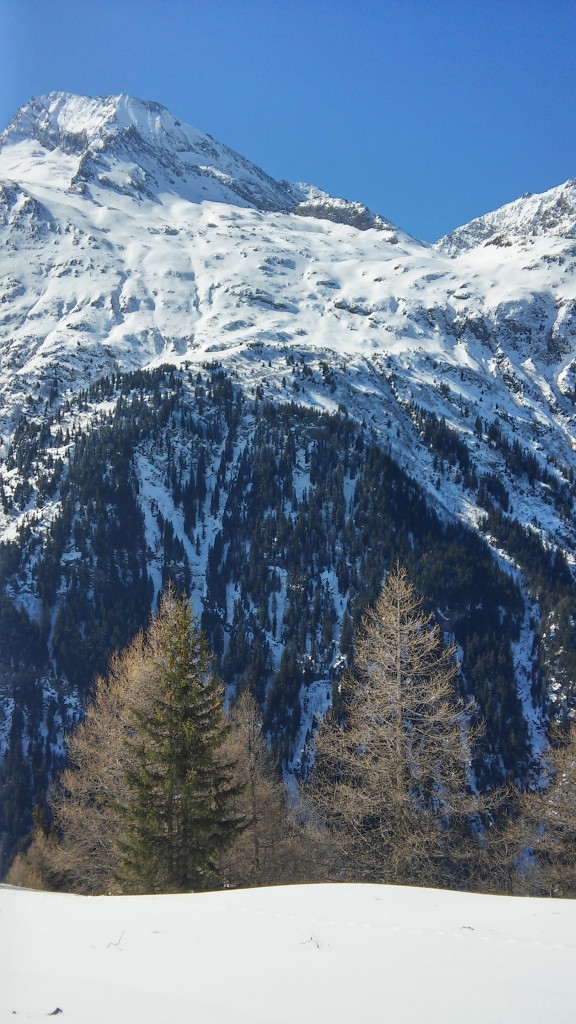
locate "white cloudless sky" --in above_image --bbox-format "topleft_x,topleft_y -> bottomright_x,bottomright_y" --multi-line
1,0 -> 575,240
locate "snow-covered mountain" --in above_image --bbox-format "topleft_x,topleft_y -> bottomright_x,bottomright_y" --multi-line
0,92 -> 415,436
436,178 -> 576,252
1,92 -> 576,872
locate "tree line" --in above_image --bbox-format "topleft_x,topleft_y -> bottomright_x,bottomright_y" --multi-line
4,365 -> 550,876
9,569 -> 576,898
3,363 -> 576,884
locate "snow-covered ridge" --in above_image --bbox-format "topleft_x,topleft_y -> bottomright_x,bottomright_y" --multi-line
289,181 -> 418,241
0,92 -> 575,563
0,92 -> 424,237
1,93 -> 169,150
1,91 -> 256,172
0,92 -> 301,209
436,178 -> 576,255
2,92 -> 411,227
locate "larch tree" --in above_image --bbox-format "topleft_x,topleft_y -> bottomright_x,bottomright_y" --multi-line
518,720 -> 576,897
7,631 -> 155,895
305,564 -> 483,889
218,690 -> 313,887
118,587 -> 244,894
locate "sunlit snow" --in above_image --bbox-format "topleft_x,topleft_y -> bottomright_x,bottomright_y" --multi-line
1,882 -> 574,1024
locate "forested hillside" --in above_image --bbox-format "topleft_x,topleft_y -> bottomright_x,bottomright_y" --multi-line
2,93 -> 576,880
2,363 -> 576,874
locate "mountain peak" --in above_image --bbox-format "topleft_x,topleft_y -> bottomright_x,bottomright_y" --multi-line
436,178 -> 576,254
0,92 -> 409,234
2,92 -> 200,153
0,91 -> 300,209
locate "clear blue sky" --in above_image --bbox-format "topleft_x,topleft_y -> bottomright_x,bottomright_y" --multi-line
1,0 -> 575,241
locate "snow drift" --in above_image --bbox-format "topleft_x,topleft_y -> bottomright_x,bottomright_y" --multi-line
1,882 -> 574,1024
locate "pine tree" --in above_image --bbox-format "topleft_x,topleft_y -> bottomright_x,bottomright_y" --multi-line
118,588 -> 244,893
305,564 -> 482,889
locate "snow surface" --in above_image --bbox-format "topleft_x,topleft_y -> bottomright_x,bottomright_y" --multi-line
1,882 -> 574,1024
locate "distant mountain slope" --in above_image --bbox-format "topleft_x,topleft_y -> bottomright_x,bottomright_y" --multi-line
435,178 -> 576,253
0,91 -> 299,208
1,93 -> 576,874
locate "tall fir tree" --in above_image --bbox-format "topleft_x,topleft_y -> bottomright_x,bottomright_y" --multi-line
119,587 -> 244,893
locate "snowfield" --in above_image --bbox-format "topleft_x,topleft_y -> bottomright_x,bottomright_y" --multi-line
1,882 -> 574,1023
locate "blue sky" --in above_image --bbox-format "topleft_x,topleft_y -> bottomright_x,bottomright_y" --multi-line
1,0 -> 575,241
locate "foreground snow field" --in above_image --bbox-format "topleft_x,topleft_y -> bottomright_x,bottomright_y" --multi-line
1,882 -> 574,1023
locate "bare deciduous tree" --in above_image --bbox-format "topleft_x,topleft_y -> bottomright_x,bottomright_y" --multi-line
517,721 -> 576,897
6,636 -> 151,893
217,691 -> 299,886
50,634 -> 154,893
305,564 -> 483,888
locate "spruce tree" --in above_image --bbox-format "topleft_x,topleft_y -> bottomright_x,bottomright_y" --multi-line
119,587 -> 243,893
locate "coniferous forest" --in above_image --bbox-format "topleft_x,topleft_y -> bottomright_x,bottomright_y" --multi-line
2,364 -> 576,885
8,571 -> 576,898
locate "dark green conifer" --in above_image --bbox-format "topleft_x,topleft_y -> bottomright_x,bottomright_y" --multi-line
119,587 -> 243,893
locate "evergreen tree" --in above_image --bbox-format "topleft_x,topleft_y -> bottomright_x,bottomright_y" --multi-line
119,588 -> 244,893
10,591 -> 245,894
305,564 -> 482,889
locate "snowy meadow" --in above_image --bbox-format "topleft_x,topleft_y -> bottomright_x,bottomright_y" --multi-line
1,882 -> 574,1024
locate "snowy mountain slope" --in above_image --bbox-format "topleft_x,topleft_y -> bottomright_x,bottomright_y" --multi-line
0,94 -> 422,435
2,882 -> 575,1024
0,97 -> 575,551
1,93 -> 576,872
0,92 -> 301,209
436,177 -> 576,253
